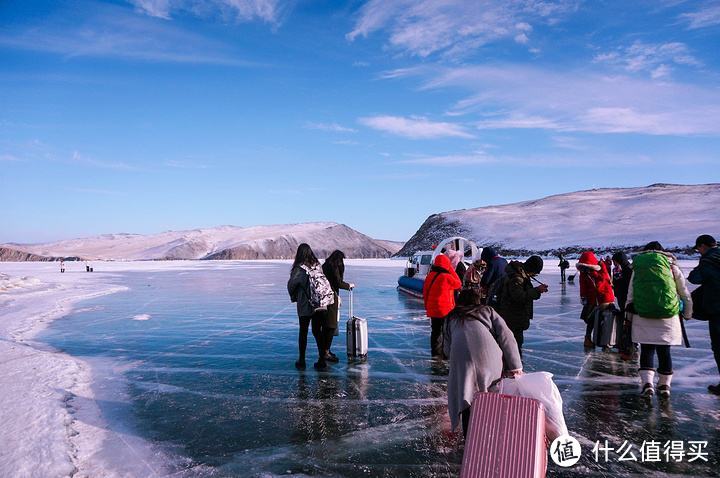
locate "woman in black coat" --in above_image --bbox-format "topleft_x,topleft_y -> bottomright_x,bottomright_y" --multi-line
288,243 -> 328,370
322,250 -> 355,362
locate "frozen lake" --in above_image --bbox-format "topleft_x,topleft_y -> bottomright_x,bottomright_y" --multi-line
34,260 -> 720,477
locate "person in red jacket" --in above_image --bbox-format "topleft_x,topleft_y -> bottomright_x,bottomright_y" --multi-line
577,251 -> 616,348
423,254 -> 462,358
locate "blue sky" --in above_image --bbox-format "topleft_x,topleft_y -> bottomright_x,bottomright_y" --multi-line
1,0 -> 719,243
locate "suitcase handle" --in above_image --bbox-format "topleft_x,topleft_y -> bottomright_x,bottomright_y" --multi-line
349,288 -> 353,319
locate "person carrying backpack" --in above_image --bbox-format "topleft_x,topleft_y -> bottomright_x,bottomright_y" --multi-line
495,256 -> 548,357
479,247 -> 508,306
322,250 -> 355,363
627,242 -> 692,398
423,254 -> 462,358
687,234 -> 720,395
577,251 -> 616,348
558,254 -> 570,283
288,243 -> 333,371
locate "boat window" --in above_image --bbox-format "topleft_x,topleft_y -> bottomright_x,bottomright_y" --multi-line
420,255 -> 431,265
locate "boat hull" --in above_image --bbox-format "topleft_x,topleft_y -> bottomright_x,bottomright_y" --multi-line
397,275 -> 424,298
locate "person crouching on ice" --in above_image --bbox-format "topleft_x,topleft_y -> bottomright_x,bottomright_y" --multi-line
576,250 -> 615,348
444,288 -> 523,437
423,254 -> 462,359
627,241 -> 692,398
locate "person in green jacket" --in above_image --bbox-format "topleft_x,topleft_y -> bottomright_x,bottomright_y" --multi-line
627,241 -> 692,398
494,255 -> 548,357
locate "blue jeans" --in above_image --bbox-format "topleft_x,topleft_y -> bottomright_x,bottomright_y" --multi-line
640,344 -> 672,374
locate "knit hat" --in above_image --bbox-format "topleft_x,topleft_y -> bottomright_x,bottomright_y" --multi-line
480,247 -> 497,263
524,255 -> 544,275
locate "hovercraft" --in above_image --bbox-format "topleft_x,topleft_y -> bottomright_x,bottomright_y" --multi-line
397,236 -> 480,298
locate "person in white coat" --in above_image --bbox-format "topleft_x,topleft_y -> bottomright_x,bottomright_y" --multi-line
627,241 -> 692,398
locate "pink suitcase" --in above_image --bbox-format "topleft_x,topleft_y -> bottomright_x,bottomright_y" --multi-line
461,392 -> 547,478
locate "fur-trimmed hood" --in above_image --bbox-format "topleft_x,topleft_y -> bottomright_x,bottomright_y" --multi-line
577,251 -> 601,271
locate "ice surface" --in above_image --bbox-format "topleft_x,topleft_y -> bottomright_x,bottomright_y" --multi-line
2,260 -> 719,477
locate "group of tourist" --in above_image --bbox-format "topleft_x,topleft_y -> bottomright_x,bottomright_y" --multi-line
424,234 -> 720,434
286,235 -> 720,436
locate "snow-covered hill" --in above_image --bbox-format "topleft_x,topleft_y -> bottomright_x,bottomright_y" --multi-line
397,183 -> 720,256
5,223 -> 402,261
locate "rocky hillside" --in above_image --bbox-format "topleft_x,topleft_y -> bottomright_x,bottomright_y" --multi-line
397,183 -> 720,257
5,223 -> 402,261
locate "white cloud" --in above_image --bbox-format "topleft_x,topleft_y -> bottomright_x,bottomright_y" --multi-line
404,64 -> 720,136
0,2 -> 262,65
593,41 -> 701,78
305,122 -> 357,133
72,151 -> 137,170
164,159 -> 209,169
680,4 -> 720,29
400,151 -> 496,165
358,115 -> 473,139
0,153 -> 21,162
130,0 -> 282,23
347,0 -> 577,57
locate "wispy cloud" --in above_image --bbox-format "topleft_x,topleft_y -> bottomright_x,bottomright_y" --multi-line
129,0 -> 284,24
399,64 -> 720,136
680,4 -> 720,29
0,2 -> 260,66
71,187 -> 124,196
347,0 -> 577,57
72,151 -> 137,171
304,122 -> 357,133
0,153 -> 21,162
164,159 -> 209,169
400,151 -> 497,165
359,115 -> 473,139
593,41 -> 701,78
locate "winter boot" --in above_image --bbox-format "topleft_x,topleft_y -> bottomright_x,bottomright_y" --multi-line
584,336 -> 595,348
657,373 -> 673,398
708,383 -> 720,396
639,369 -> 655,396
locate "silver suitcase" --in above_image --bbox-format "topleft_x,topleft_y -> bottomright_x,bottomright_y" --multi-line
346,290 -> 368,361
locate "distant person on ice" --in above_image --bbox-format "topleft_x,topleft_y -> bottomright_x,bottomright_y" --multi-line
495,255 -> 548,357
612,251 -> 635,361
288,243 -> 331,371
576,251 -> 615,348
322,250 -> 355,364
626,241 -> 692,398
558,254 -> 570,283
479,247 -> 508,306
443,288 -> 523,437
60,259 -> 65,273
687,235 -> 720,396
423,254 -> 462,358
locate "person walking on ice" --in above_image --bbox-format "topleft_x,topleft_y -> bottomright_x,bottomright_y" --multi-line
626,241 -> 692,398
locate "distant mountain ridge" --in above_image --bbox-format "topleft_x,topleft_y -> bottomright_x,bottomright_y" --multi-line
3,223 -> 404,261
397,183 -> 720,257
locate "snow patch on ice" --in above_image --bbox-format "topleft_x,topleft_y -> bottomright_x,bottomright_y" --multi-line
132,314 -> 151,321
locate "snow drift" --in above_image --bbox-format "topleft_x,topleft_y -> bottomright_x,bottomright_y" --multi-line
397,183 -> 720,256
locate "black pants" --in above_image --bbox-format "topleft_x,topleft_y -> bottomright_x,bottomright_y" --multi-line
431,317 -> 446,358
511,328 -> 524,358
324,326 -> 337,353
581,303 -> 594,339
461,407 -> 471,437
640,344 -> 672,374
299,311 -> 327,363
709,319 -> 720,375
560,269 -> 566,282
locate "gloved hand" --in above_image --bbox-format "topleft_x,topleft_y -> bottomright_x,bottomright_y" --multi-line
581,298 -> 588,306
348,283 -> 355,290
626,302 -> 636,314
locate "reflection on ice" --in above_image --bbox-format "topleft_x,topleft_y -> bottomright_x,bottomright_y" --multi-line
40,262 -> 719,477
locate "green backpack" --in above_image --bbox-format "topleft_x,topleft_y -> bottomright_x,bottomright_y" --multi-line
632,252 -> 679,318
